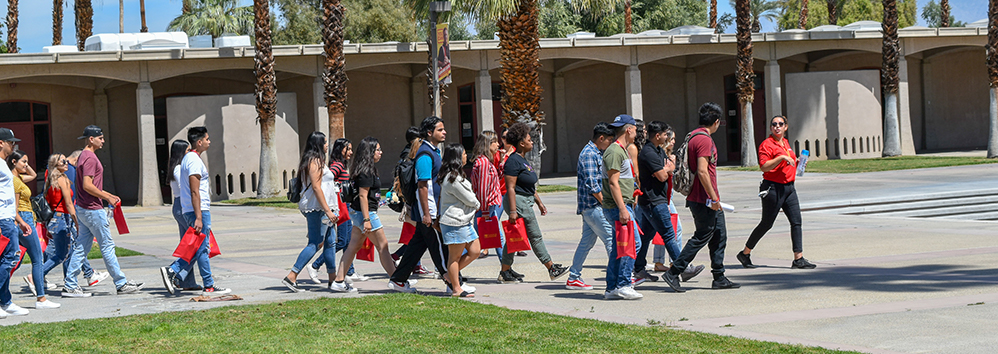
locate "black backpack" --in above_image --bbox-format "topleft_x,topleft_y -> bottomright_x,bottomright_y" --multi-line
394,156 -> 417,208
32,173 -> 57,224
287,173 -> 310,203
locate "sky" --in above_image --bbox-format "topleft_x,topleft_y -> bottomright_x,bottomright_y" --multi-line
0,0 -> 989,53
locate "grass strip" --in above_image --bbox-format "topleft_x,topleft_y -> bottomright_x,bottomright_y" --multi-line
24,245 -> 141,264
218,196 -> 297,209
0,293 -> 855,353
537,184 -> 577,193
720,156 -> 998,174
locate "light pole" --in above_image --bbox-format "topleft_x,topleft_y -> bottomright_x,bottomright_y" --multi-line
429,1 -> 451,118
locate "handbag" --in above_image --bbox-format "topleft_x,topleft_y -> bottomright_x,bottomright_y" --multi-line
336,196 -> 350,226
31,177 -> 57,224
615,221 -> 637,259
651,214 -> 681,246
501,218 -> 531,253
287,174 -> 311,203
356,237 -> 375,262
476,216 -> 502,250
398,222 -> 415,244
0,235 -> 27,275
173,227 -> 207,262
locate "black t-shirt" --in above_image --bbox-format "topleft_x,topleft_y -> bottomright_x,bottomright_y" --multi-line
504,153 -> 537,196
637,143 -> 669,206
352,172 -> 381,211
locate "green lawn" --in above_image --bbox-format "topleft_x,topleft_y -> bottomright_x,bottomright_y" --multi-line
23,245 -> 141,264
0,293 -> 854,353
537,184 -> 577,193
720,156 -> 998,174
218,196 -> 297,209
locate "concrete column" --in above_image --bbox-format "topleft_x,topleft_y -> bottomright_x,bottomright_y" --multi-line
685,69 -> 697,132
411,75 -> 425,126
764,60 -> 782,119
135,82 -> 161,206
897,55 -> 916,155
92,90 -> 116,194
921,60 -> 932,149
476,69 -> 494,133
554,73 -> 571,173
624,64 -> 643,120
313,76 -> 329,137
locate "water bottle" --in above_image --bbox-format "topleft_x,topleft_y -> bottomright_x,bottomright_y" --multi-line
796,150 -> 809,177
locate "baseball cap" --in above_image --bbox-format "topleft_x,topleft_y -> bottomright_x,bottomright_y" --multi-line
0,128 -> 21,142
78,125 -> 104,139
608,114 -> 637,128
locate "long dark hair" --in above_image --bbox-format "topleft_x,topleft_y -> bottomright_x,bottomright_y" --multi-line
6,150 -> 25,170
329,138 -> 351,165
297,132 -> 327,185
167,140 -> 190,183
438,143 -> 466,184
350,136 -> 379,180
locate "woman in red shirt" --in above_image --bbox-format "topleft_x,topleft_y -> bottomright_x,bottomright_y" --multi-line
471,131 -> 503,258
737,115 -> 816,270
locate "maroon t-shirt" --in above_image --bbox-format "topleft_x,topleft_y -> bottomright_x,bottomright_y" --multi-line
75,149 -> 104,210
686,127 -> 719,204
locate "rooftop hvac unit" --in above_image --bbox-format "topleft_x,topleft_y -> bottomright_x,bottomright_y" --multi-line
214,35 -> 251,48
84,32 -> 189,51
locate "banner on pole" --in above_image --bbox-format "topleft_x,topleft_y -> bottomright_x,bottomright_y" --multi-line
436,23 -> 452,85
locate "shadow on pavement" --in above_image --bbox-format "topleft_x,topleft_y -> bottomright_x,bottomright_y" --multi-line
728,264 -> 998,293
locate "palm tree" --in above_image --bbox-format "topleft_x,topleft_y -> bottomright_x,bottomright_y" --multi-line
254,0 -> 281,197
881,0 -> 901,156
53,0 -> 63,45
729,0 -> 777,33
76,0 -> 93,52
987,0 -> 997,158
6,0 -> 18,53
168,0 -> 254,38
798,0 -> 808,29
119,0 -> 124,33
140,0 -> 148,32
735,0 -> 757,166
710,0 -> 718,29
322,0 -> 347,139
940,0 -> 950,27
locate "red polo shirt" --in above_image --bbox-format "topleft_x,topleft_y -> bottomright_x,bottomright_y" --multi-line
758,136 -> 797,184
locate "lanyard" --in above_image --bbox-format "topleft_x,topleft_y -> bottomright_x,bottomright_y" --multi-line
615,141 -> 643,197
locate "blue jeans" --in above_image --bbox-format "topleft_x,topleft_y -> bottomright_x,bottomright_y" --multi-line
293,211 -> 337,275
474,204 -> 504,256
17,211 -> 45,297
603,205 -> 640,292
635,203 -> 682,271
653,200 -> 683,264
170,211 -> 214,288
0,218 -> 20,306
311,206 -> 354,276
568,206 -> 613,281
65,208 -> 127,289
171,199 -> 199,288
42,213 -> 94,279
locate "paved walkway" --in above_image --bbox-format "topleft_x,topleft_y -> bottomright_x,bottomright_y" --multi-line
5,164 -> 998,353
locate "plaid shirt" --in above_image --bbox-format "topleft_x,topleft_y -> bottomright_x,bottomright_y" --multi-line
577,141 -> 605,214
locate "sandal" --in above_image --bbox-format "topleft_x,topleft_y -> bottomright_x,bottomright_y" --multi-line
452,291 -> 474,298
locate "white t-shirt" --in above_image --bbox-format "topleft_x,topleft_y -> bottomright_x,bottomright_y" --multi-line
179,151 -> 211,213
170,165 -> 181,200
0,161 -> 15,220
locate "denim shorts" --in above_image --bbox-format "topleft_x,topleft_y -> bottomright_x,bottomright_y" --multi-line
349,208 -> 383,231
439,223 -> 479,245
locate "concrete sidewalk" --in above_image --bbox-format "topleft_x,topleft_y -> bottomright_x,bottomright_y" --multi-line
4,164 -> 998,353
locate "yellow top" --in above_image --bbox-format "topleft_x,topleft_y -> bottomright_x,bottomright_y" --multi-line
13,176 -> 33,213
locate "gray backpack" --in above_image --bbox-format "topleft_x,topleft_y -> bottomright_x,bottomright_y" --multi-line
673,131 -> 709,196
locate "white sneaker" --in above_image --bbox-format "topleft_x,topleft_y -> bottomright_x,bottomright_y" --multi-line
328,281 -> 357,293
87,271 -> 110,287
2,303 -> 29,316
306,266 -> 321,284
23,276 -> 36,297
346,273 -> 370,282
61,287 -> 92,298
616,286 -> 643,300
388,280 -> 416,293
604,289 -> 623,300
201,287 -> 232,296
46,283 -> 57,291
0,309 -> 6,318
461,283 -> 476,293
35,300 -> 61,309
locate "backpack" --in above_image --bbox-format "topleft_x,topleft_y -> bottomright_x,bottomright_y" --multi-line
339,179 -> 357,205
673,131 -> 709,196
394,156 -> 417,208
287,172 -> 310,203
32,172 -> 57,224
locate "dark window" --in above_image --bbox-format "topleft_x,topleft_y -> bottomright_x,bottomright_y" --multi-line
459,85 -> 474,102
32,103 -> 48,122
0,102 -> 31,122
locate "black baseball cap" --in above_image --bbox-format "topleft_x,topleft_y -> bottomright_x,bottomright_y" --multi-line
0,128 -> 21,142
78,125 -> 104,139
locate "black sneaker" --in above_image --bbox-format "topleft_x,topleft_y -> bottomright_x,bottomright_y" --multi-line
661,270 -> 685,293
497,270 -> 521,284
548,264 -> 568,280
711,276 -> 741,289
791,257 -> 817,269
160,267 -> 177,295
508,268 -> 525,280
515,251 -> 528,257
736,251 -> 757,268
282,277 -> 306,292
634,269 -> 659,282
680,264 -> 705,282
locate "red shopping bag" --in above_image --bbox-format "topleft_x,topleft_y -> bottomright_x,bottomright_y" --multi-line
112,201 -> 130,235
501,218 -> 531,253
476,216 -> 502,250
336,197 -> 351,226
35,223 -> 48,250
356,237 -> 375,262
173,227 -> 206,262
207,231 -> 221,258
398,222 -> 416,244
615,221 -> 637,259
670,213 -> 679,241
652,233 -> 665,246
0,235 -> 26,275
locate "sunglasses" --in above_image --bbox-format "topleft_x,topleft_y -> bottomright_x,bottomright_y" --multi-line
61,159 -> 69,165
771,122 -> 786,127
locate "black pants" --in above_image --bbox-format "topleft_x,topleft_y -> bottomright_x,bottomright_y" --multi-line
746,180 -> 803,253
669,201 -> 727,279
390,221 -> 448,283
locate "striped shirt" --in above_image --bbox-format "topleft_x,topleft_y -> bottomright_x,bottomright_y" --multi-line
577,141 -> 604,214
472,155 -> 502,211
329,161 -> 350,182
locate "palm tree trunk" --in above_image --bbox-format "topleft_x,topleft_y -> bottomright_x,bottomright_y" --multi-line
119,0 -> 124,33
6,0 -> 18,53
76,0 -> 93,52
709,0 -> 718,29
827,0 -> 838,25
498,0 -> 546,173
53,0 -> 62,45
881,0 -> 902,157
798,0 -> 809,29
322,0 -> 348,140
625,0 -> 632,33
254,0 -> 281,197
140,0 -> 148,32
940,0 -> 950,27
183,0 -> 192,14
987,0 -> 998,158
736,0 -> 757,166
